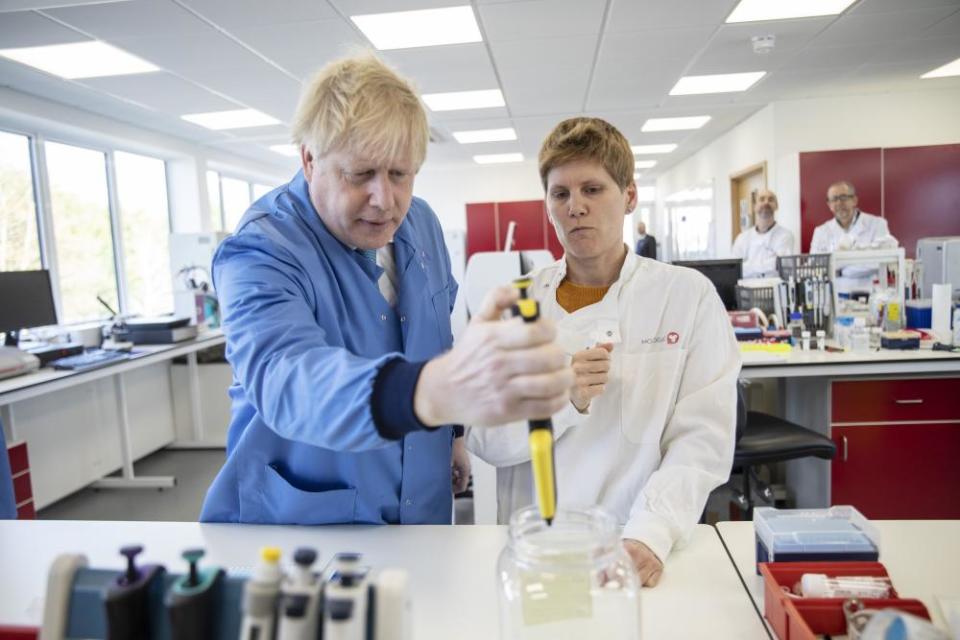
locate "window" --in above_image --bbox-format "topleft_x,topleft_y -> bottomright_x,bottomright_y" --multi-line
206,170 -> 223,232
666,184 -> 714,261
252,183 -> 272,200
45,141 -> 118,323
0,130 -> 41,271
115,151 -> 173,316
221,176 -> 251,231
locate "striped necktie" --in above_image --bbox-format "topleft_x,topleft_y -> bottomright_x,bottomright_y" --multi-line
357,248 -> 377,264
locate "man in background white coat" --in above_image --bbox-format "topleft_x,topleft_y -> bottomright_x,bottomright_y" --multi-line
810,181 -> 897,253
732,188 -> 794,277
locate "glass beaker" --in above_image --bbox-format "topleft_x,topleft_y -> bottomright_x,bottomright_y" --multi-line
497,506 -> 640,640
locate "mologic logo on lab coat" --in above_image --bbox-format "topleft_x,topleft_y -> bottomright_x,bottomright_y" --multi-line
640,331 -> 680,345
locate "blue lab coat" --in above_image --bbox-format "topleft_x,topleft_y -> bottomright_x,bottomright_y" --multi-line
200,171 -> 458,525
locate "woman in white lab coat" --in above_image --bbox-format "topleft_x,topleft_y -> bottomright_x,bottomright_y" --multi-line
467,117 -> 741,587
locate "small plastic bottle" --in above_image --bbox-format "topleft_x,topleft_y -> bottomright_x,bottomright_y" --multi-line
800,573 -> 891,599
801,330 -> 811,351
851,318 -> 870,352
953,306 -> 960,347
816,330 -> 826,351
869,327 -> 883,350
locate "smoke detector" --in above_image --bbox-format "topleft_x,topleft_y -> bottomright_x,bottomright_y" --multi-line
751,35 -> 776,55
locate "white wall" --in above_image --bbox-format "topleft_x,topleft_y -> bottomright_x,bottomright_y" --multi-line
414,159 -> 545,232
656,88 -> 960,258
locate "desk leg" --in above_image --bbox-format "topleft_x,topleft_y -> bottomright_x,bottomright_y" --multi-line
92,373 -> 176,490
0,404 -> 15,441
167,352 -> 222,449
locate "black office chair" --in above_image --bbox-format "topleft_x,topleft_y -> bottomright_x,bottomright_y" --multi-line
731,385 -> 837,519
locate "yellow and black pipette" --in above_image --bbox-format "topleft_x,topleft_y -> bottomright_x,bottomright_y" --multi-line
511,277 -> 557,526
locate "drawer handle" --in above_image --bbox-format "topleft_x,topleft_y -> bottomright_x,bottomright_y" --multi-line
894,399 -> 924,405
842,435 -> 848,462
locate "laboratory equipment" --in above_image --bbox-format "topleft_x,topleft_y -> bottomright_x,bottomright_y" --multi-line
916,236 -> 960,299
0,347 -> 39,380
799,573 -> 891,599
238,546 -> 282,640
759,561 -> 930,640
831,249 -> 906,332
800,331 -> 811,351
850,318 -> 870,352
754,506 -> 879,568
880,331 -> 921,350
0,269 -> 58,346
905,299 -> 932,329
276,547 -> 323,640
169,232 -> 229,327
48,348 -> 131,371
34,546 -> 411,639
672,258 -> 742,310
512,277 -> 556,526
165,548 -> 225,640
497,506 -> 640,640
816,330 -> 826,351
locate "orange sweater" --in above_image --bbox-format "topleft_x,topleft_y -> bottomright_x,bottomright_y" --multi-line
556,279 -> 611,313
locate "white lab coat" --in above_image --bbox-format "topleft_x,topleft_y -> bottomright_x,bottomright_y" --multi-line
467,251 -> 740,563
809,211 -> 898,254
732,223 -> 795,278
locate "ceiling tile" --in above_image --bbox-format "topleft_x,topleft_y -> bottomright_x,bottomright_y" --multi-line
850,0 -> 960,14
327,0 -> 463,16
79,71 -> 239,113
45,0 -> 211,39
606,0 -> 736,31
0,0 -> 135,11
812,6 -> 956,47
922,7 -> 960,37
382,43 -> 498,94
478,0 -> 605,41
869,35 -> 960,65
489,35 -> 597,115
586,64 -> 680,111
598,26 -> 716,65
232,19 -> 368,81
179,0 -> 338,29
0,10 -> 88,47
780,42 -> 881,71
686,17 -> 834,74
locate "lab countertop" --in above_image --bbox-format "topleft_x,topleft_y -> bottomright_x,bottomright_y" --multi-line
716,520 -> 960,632
0,521 -> 769,639
740,346 -> 960,378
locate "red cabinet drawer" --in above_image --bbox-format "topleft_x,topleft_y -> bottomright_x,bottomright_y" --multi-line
7,441 -> 28,475
831,423 -> 960,519
832,378 -> 960,423
12,472 -> 32,504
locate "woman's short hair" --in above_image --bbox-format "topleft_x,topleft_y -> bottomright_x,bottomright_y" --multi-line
538,117 -> 634,190
292,53 -> 428,168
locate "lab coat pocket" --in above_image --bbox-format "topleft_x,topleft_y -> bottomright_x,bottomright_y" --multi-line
620,349 -> 685,444
431,288 -> 454,347
260,463 -> 358,525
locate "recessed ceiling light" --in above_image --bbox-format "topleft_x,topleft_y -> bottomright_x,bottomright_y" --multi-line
422,89 -> 505,112
670,71 -> 766,95
453,128 -> 517,144
473,153 -> 523,164
181,109 -> 280,130
726,0 -> 856,23
351,6 -> 481,50
921,56 -> 960,79
642,116 -> 711,132
269,144 -> 299,157
631,144 -> 677,155
0,41 -> 159,79
635,160 -> 658,169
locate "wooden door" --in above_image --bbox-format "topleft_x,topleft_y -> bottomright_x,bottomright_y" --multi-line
730,162 -> 767,242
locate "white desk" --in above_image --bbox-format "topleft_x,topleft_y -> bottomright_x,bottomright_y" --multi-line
0,332 -> 225,492
740,347 -> 960,379
0,521 -> 769,639
717,520 -> 960,633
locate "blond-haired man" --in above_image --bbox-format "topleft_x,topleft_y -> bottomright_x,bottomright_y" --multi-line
468,118 -> 740,586
202,55 -> 572,525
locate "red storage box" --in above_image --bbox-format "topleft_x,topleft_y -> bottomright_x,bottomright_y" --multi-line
759,561 -> 930,640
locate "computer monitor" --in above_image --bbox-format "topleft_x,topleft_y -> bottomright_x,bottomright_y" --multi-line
0,270 -> 58,346
672,259 -> 743,311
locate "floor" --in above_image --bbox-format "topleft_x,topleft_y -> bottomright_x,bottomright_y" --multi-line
38,448 -> 225,521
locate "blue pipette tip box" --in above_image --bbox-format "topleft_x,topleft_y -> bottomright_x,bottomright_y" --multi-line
753,506 -> 879,573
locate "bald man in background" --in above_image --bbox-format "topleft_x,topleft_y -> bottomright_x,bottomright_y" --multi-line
731,188 -> 794,278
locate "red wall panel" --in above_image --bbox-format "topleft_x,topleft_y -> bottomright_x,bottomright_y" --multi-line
883,144 -> 960,259
799,148 -> 882,253
465,202 -> 498,259
498,200 -> 547,251
545,215 -> 564,260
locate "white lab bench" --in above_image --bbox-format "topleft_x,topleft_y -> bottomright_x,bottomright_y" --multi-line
0,332 -> 227,508
0,521 -> 770,639
716,520 -> 960,634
